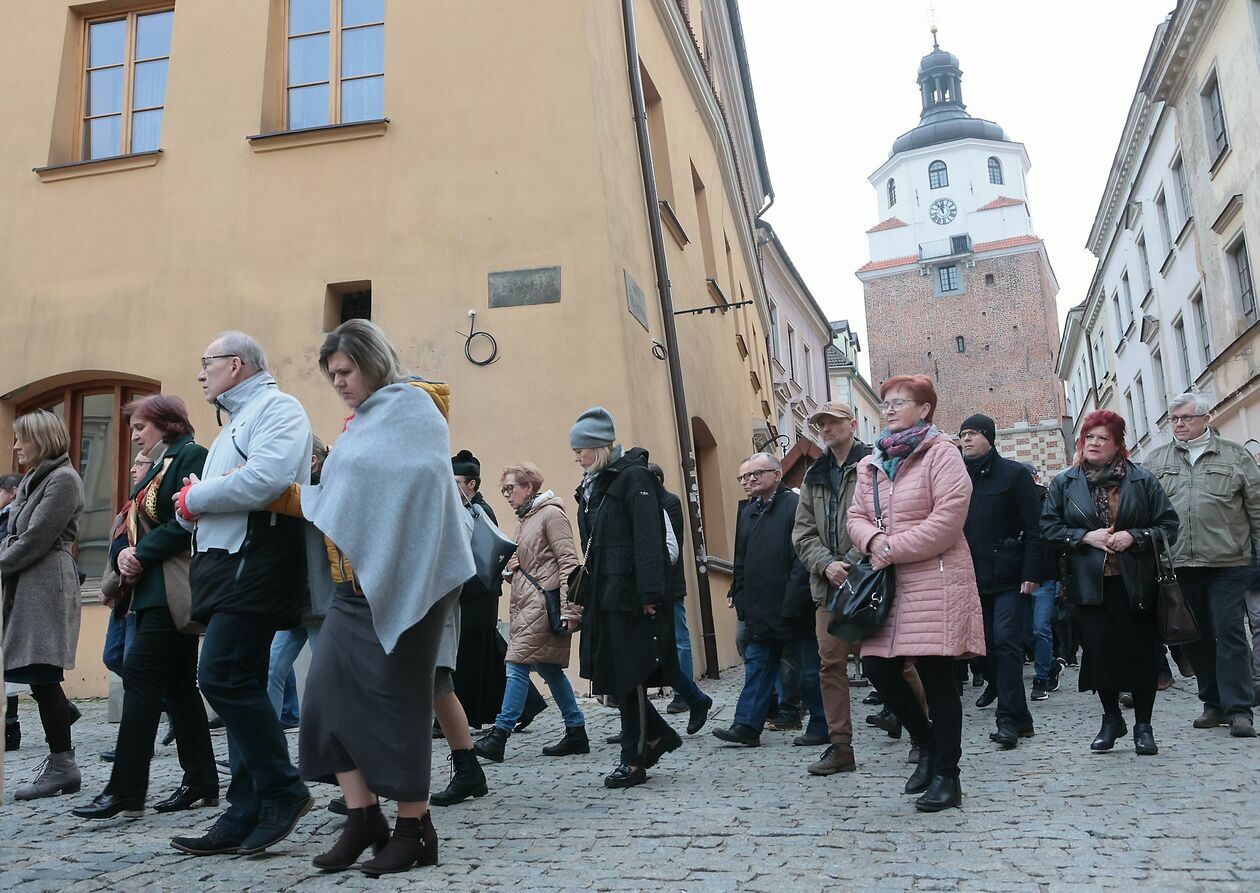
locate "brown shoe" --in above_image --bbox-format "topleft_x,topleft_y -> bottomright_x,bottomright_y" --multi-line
361,813 -> 438,877
807,743 -> 855,776
312,803 -> 390,871
1193,707 -> 1226,729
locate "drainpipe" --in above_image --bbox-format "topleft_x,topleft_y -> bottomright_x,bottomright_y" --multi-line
621,0 -> 720,679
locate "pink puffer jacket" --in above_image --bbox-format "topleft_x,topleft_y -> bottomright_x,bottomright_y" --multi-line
847,431 -> 985,659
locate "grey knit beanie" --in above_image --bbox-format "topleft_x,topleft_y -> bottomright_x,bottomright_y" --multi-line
570,406 -> 617,449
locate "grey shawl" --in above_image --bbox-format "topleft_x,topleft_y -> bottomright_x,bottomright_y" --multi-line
299,380 -> 475,654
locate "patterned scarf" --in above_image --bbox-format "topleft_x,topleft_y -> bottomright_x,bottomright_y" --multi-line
1083,457 -> 1126,576
876,421 -> 932,480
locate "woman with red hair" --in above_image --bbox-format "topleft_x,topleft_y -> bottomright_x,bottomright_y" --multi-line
1041,410 -> 1178,755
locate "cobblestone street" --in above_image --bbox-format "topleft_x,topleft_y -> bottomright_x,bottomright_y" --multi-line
2,664 -> 1256,892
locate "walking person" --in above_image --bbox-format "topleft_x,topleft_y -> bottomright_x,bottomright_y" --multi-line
713,453 -> 827,749
571,407 -> 680,789
3,410 -> 85,800
792,402 -> 871,775
169,332 -> 314,856
475,462 -> 587,763
2,472 -> 27,755
1022,463 -> 1064,701
74,396 -> 218,819
1144,394 -> 1260,738
848,376 -> 985,812
957,413 -> 1043,749
1041,410 -> 1179,755
272,319 -> 473,875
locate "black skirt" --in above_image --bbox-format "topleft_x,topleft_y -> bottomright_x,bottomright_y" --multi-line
453,627 -> 507,728
4,663 -> 65,686
299,584 -> 454,803
1077,575 -> 1158,693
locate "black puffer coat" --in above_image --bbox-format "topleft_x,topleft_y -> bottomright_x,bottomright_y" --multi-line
576,448 -> 676,695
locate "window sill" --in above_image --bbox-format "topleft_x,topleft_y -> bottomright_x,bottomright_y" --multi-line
706,278 -> 729,306
247,118 -> 389,153
34,149 -> 162,182
659,199 -> 690,248
1174,216 -> 1194,248
1140,287 -> 1155,310
1208,144 -> 1231,179
1159,248 -> 1176,277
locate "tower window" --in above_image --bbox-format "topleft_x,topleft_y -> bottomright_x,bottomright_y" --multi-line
929,160 -> 948,189
937,265 -> 960,294
987,156 -> 1003,185
956,335 -> 965,353
887,178 -> 897,207
985,273 -> 996,285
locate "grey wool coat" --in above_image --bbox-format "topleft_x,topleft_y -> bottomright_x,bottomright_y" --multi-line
1,454 -> 85,673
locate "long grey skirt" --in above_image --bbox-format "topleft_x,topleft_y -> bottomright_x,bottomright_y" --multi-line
299,583 -> 455,802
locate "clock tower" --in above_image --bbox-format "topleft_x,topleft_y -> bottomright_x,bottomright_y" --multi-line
857,30 -> 1068,472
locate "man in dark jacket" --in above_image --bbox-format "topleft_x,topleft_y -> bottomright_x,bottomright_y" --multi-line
713,453 -> 825,747
649,463 -> 713,734
1022,463 -> 1063,701
959,414 -> 1043,749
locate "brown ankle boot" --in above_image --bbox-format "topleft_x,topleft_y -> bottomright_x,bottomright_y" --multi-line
360,813 -> 438,876
312,803 -> 390,871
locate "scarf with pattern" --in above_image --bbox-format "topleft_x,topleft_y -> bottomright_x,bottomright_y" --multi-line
876,421 -> 932,480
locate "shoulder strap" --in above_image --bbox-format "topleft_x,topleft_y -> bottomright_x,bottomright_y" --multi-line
517,565 -> 549,594
871,466 -> 886,530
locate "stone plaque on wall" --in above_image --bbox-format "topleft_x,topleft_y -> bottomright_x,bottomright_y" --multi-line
488,266 -> 561,308
625,270 -> 648,331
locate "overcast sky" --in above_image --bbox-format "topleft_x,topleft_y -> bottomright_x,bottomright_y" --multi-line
740,0 -> 1173,363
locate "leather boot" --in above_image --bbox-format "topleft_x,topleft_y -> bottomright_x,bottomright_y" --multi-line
914,773 -> 962,812
904,742 -> 934,794
15,750 -> 81,800
312,803 -> 391,871
472,727 -> 509,763
429,749 -> 488,806
867,708 -> 902,739
1090,714 -> 1127,752
542,725 -> 590,757
1133,723 -> 1158,755
5,695 -> 18,752
361,813 -> 438,877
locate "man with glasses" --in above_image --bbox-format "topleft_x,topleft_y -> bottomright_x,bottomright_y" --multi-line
170,331 -> 316,855
713,454 -> 825,747
1146,393 -> 1260,738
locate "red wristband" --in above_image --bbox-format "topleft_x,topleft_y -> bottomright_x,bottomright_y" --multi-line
177,483 -> 196,520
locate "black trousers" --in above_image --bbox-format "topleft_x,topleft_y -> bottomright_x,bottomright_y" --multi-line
619,685 -> 671,766
106,606 -> 217,798
198,612 -> 306,831
863,654 -> 963,776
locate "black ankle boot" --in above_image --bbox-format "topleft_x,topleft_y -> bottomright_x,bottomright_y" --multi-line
915,773 -> 962,812
542,725 -> 590,757
361,813 -> 438,877
312,803 -> 391,871
904,743 -> 934,794
1090,714 -> 1128,752
868,708 -> 902,739
473,727 -> 509,763
1133,723 -> 1158,755
430,749 -> 488,806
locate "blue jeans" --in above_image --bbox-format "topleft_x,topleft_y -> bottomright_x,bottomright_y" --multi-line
982,588 -> 1033,727
103,612 -> 138,676
669,600 -> 708,706
1029,582 -> 1057,683
734,636 -> 825,736
267,627 -> 318,726
495,661 -> 585,731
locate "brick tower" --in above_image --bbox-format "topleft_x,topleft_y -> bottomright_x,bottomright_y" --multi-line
857,30 -> 1069,474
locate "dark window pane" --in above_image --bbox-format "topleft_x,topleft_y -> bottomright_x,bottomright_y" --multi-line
289,0 -> 330,35
87,66 -> 124,116
288,32 -> 330,85
132,109 -> 163,152
343,0 -> 385,26
76,393 -> 118,585
85,115 -> 123,159
341,75 -> 383,122
89,19 -> 127,67
135,10 -> 174,60
132,59 -> 168,110
342,24 -> 383,78
288,83 -> 330,128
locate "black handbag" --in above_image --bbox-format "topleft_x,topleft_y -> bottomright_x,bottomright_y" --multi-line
1153,528 -> 1199,646
467,501 -> 518,593
827,467 -> 896,642
519,567 -> 568,636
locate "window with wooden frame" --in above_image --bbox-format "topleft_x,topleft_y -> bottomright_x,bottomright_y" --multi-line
286,0 -> 385,131
14,379 -> 157,587
81,7 -> 174,161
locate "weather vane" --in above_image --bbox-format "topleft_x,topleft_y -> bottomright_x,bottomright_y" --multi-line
929,1 -> 940,48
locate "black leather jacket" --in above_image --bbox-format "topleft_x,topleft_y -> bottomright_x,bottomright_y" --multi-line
1039,461 -> 1179,610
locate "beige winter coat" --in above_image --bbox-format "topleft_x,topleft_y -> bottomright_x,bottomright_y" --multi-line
505,493 -> 582,666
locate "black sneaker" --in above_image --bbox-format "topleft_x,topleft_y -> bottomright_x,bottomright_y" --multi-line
712,724 -> 761,747
237,793 -> 314,855
767,708 -> 802,732
975,686 -> 997,708
170,817 -> 250,856
1030,680 -> 1049,702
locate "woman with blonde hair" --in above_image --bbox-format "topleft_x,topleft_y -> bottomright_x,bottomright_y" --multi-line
474,462 -> 584,764
3,409 -> 85,800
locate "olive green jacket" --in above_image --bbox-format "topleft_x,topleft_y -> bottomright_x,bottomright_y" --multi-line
1144,433 -> 1260,568
792,442 -> 871,606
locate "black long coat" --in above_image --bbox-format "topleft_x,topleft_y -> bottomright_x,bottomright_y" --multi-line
454,491 -> 507,726
576,448 -> 676,695
731,483 -> 811,641
660,489 -> 687,602
961,448 -> 1045,595
1040,461 -> 1179,610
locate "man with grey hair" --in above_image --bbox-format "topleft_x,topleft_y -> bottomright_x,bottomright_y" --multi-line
1146,393 -> 1260,738
170,331 -> 317,854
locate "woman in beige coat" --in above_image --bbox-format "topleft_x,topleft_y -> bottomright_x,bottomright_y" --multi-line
474,463 -> 585,763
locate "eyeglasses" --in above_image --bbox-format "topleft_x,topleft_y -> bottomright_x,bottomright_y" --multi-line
879,398 -> 916,412
736,469 -> 776,483
1169,413 -> 1206,424
200,354 -> 238,369
1083,434 -> 1112,444
500,482 -> 524,495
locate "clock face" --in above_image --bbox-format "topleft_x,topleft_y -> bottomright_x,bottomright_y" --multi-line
929,198 -> 958,225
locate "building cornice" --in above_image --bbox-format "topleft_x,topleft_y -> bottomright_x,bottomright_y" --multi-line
1150,0 -> 1226,103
